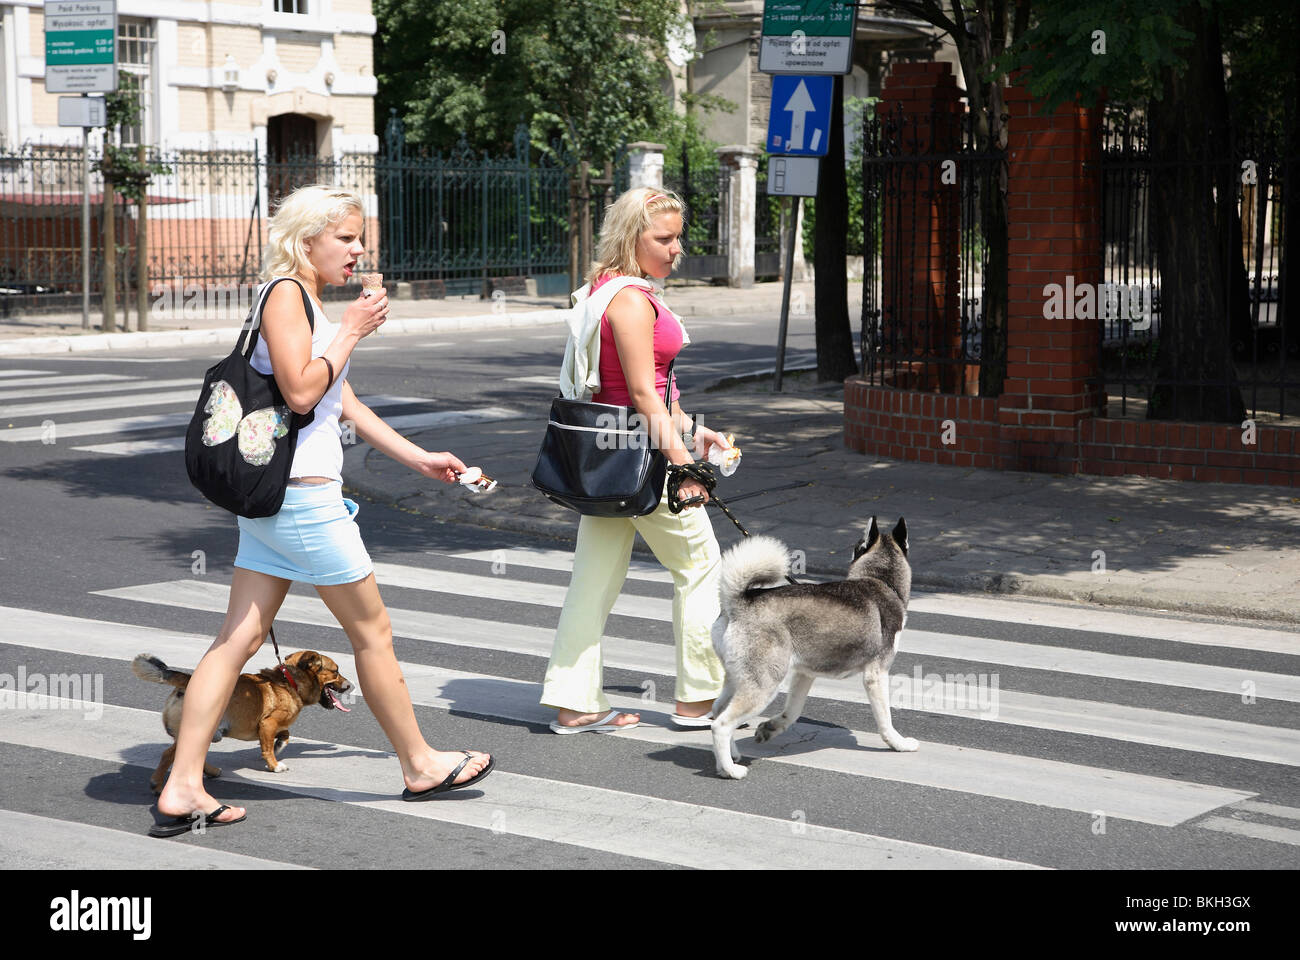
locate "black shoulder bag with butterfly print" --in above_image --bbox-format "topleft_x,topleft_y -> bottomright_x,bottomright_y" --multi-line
184,277 -> 318,518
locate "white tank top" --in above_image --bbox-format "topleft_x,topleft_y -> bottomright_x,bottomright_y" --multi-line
247,278 -> 350,482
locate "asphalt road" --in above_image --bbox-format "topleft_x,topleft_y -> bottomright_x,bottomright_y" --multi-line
1,313 -> 1298,880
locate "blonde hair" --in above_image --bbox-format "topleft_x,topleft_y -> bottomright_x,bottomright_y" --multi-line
261,184 -> 364,282
584,186 -> 685,285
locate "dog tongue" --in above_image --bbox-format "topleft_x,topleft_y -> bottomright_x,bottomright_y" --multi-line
326,688 -> 351,712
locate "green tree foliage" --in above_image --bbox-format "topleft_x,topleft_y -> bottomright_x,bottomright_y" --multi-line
374,0 -> 682,164
93,71 -> 170,203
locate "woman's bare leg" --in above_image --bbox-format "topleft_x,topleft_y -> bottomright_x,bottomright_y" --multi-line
315,573 -> 490,790
155,567 -> 292,822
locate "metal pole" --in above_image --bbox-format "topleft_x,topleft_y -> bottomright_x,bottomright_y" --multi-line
774,195 -> 799,392
136,142 -> 148,331
81,106 -> 91,330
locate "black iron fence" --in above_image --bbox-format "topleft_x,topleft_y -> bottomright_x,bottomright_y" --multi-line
664,143 -> 728,281
0,124 -> 735,309
859,103 -> 1006,396
1099,108 -> 1296,421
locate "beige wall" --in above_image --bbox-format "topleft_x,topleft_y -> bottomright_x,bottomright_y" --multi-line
331,94 -> 372,135
29,5 -> 42,53
334,35 -> 372,74
177,23 -> 208,66
211,24 -> 262,68
276,38 -> 321,73
30,80 -> 60,127
176,89 -> 212,133
332,0 -> 373,14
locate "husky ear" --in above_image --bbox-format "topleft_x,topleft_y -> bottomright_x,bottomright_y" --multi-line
852,517 -> 877,562
892,517 -> 908,556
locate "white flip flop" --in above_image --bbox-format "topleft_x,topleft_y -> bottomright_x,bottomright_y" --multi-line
549,709 -> 640,735
668,712 -> 714,728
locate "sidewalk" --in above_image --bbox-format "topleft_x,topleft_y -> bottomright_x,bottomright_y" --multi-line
0,279 -> 844,354
342,371 -> 1300,628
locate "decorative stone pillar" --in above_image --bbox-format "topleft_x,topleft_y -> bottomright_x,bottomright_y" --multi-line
626,141 -> 666,190
716,144 -> 758,288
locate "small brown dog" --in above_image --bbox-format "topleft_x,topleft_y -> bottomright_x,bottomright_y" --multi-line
132,650 -> 354,793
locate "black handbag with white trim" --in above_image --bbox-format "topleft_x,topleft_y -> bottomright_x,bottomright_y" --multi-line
531,364 -> 674,518
183,277 -> 316,518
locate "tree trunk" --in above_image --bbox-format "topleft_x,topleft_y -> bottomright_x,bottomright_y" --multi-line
1146,2 -> 1246,423
814,74 -> 858,382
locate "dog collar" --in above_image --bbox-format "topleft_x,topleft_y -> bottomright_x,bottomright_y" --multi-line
276,663 -> 299,692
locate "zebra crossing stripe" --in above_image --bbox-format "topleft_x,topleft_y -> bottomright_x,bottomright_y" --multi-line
449,550 -> 1300,656
447,547 -> 674,583
0,809 -> 308,870
1,700 -> 1043,869
0,377 -> 197,403
1196,817 -> 1300,847
0,369 -> 56,378
82,582 -> 1300,763
0,411 -> 191,442
0,390 -> 200,418
909,593 -> 1300,655
368,562 -> 1300,701
0,395 -> 473,443
0,372 -> 139,388
3,604 -> 1270,819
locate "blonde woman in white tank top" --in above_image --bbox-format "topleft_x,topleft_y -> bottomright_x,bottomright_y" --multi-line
151,186 -> 493,836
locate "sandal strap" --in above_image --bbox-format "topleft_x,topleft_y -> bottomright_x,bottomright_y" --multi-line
205,804 -> 231,823
438,754 -> 473,789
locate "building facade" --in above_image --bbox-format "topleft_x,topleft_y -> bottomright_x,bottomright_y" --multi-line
1,0 -> 377,158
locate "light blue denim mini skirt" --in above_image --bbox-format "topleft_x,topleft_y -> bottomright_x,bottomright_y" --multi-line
234,482 -> 373,586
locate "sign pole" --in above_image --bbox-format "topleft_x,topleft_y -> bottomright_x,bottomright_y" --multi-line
774,196 -> 800,392
81,96 -> 90,330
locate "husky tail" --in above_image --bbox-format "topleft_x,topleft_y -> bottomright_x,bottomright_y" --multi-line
718,535 -> 790,618
131,654 -> 192,690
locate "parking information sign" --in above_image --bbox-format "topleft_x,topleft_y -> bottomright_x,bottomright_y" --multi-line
45,0 -> 117,94
766,75 -> 833,156
758,0 -> 858,75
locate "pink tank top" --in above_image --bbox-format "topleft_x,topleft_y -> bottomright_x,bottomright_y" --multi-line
589,274 -> 682,407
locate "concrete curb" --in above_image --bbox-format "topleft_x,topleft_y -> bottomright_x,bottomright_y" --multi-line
0,309 -> 568,356
341,474 -> 1300,629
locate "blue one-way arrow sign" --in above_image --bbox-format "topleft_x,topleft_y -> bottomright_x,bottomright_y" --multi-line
766,75 -> 833,156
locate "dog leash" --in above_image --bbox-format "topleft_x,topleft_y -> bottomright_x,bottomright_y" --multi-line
666,465 -> 812,585
266,625 -> 299,692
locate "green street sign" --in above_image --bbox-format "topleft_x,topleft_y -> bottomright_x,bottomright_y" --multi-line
759,0 -> 858,75
45,0 -> 117,93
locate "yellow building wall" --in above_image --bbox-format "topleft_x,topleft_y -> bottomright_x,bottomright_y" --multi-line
276,39 -> 321,74
333,35 -> 372,75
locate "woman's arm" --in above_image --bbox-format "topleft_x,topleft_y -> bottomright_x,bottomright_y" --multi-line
260,282 -> 387,414
339,381 -> 465,482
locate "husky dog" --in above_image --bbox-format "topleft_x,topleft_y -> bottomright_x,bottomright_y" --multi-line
710,517 -> 917,779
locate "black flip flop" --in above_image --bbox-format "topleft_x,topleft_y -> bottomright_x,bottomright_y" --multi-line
401,751 -> 495,801
148,803 -> 246,838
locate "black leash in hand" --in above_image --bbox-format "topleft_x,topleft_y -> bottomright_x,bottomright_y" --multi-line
666,464 -> 813,585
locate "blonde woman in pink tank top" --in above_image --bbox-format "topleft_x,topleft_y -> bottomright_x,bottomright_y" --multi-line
542,187 -> 737,733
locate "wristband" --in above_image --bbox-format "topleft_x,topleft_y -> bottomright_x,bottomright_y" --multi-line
321,356 -> 336,392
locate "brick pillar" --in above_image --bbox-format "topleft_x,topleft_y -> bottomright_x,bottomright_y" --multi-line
996,77 -> 1103,473
716,145 -> 758,288
627,141 -> 666,190
876,61 -> 963,392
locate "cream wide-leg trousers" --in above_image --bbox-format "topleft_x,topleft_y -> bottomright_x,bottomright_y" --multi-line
541,483 -> 726,714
